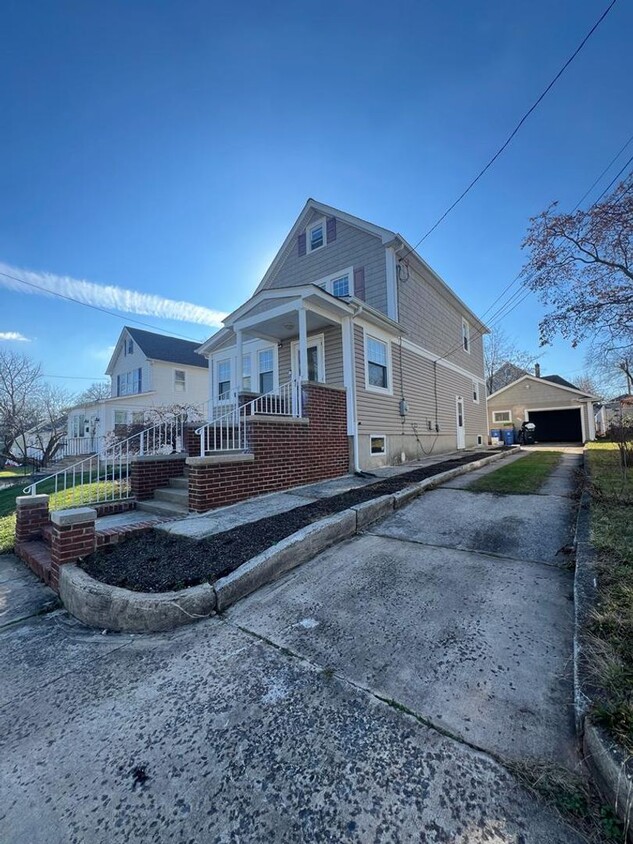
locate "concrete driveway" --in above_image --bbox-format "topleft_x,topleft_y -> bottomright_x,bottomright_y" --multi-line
0,451 -> 585,843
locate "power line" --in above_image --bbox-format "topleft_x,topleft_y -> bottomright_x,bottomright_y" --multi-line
0,270 -> 208,343
574,130 -> 633,208
400,0 -> 617,257
591,153 -> 633,204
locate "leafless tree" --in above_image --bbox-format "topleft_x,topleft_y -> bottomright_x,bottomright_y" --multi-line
75,380 -> 111,404
484,328 -> 537,394
0,350 -> 42,468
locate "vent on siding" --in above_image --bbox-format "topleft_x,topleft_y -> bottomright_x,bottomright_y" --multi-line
354,266 -> 366,301
326,217 -> 337,242
298,232 -> 306,257
477,435 -> 483,446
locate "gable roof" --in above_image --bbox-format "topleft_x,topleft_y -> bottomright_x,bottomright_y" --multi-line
542,374 -> 579,390
488,373 -> 599,401
106,327 -> 207,374
251,198 -> 488,333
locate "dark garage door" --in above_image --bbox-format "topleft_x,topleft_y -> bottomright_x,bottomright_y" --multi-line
529,409 -> 582,443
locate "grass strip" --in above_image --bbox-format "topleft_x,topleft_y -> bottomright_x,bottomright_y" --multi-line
468,451 -> 562,495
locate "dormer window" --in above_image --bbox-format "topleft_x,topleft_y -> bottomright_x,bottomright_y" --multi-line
308,221 -> 325,252
316,267 -> 354,298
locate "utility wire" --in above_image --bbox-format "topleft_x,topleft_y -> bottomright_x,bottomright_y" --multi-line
591,153 -> 633,204
400,0 -> 617,258
0,270 -> 208,343
574,130 -> 633,208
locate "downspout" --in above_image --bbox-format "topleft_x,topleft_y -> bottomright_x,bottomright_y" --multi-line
349,303 -> 365,473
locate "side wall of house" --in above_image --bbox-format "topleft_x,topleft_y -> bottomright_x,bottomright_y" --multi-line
487,379 -> 592,438
149,362 -> 208,410
354,325 -> 488,469
109,335 -> 152,397
397,263 -> 485,380
263,210 -> 388,315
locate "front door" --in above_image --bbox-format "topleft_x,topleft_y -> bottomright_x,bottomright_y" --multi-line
291,336 -> 324,383
456,396 -> 466,450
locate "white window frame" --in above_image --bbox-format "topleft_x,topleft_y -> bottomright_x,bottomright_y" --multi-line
242,353 -> 252,392
114,410 -> 127,426
492,409 -> 512,424
257,346 -> 277,394
291,334 -> 326,383
307,217 -> 327,253
217,358 -> 232,400
315,266 -> 354,298
370,434 -> 387,456
174,369 -> 186,393
363,328 -> 393,395
472,380 -> 480,404
462,318 -> 471,354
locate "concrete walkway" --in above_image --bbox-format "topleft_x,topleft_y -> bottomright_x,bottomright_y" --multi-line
0,450 -> 585,843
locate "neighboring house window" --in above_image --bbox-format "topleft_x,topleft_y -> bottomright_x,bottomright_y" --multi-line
308,220 -> 325,252
492,410 -> 511,423
242,354 -> 251,391
128,339 -> 134,354
316,267 -> 354,298
114,410 -> 127,426
174,369 -> 186,392
472,381 -> 479,404
462,318 -> 470,353
133,367 -> 142,394
370,435 -> 386,456
116,368 -> 142,396
218,359 -> 231,398
71,415 -> 84,438
258,348 -> 274,393
366,335 -> 390,391
132,411 -> 145,424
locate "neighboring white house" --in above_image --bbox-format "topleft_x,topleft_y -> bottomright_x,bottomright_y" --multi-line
65,327 -> 208,457
487,366 -> 598,443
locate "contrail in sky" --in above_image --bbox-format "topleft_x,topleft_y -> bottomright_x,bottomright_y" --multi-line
0,262 -> 227,328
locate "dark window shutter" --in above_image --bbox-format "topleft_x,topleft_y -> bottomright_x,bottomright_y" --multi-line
326,216 -> 337,242
116,374 -> 121,396
298,232 -> 306,256
354,266 -> 365,300
138,367 -> 142,392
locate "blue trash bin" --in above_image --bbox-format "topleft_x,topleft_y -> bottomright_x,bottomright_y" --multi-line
503,429 -> 515,446
490,429 -> 501,441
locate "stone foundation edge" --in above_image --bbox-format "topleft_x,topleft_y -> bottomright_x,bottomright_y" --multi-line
58,448 -> 513,632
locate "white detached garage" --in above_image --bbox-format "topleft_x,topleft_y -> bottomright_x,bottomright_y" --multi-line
487,372 -> 598,444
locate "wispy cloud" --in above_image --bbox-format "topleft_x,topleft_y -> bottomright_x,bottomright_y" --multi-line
0,262 -> 227,328
0,331 -> 30,342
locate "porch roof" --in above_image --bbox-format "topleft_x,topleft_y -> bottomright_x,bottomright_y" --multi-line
198,285 -> 404,354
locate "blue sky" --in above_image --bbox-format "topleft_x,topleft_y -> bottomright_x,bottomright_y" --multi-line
1,0 -> 631,394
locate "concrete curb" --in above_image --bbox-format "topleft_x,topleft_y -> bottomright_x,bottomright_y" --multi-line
59,448 -> 514,631
214,510 -> 357,611
59,565 -> 217,633
573,452 -> 633,838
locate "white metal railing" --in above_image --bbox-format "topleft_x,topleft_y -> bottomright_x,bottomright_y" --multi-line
23,413 -> 189,509
196,380 -> 301,456
52,436 -> 106,461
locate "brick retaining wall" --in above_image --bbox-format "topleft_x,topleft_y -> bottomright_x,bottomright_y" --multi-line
187,383 -> 349,513
130,454 -> 187,500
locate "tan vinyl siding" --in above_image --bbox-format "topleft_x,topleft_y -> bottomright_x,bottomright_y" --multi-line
487,378 -> 592,437
354,325 -> 487,467
264,212 -> 388,314
277,324 -> 344,388
398,263 -> 484,379
242,296 -> 296,317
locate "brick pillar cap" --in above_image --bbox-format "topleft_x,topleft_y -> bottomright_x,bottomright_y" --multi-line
50,507 -> 97,527
16,494 -> 50,507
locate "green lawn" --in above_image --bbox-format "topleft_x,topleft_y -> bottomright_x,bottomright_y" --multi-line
468,451 -> 562,495
0,477 -> 127,555
585,442 -> 633,753
0,466 -> 32,478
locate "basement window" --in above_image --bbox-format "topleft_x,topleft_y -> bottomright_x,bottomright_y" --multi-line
370,435 -> 386,456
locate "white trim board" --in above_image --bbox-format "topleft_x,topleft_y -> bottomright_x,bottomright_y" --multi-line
488,374 -> 598,401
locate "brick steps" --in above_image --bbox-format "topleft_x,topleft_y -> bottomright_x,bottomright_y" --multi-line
17,540 -> 53,586
154,487 -> 189,506
168,477 -> 188,490
136,499 -> 189,517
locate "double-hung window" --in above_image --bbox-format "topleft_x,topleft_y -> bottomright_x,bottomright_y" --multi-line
462,318 -> 470,353
133,367 -> 142,394
308,221 -> 325,252
258,348 -> 274,394
316,267 -> 353,298
242,354 -> 252,391
114,410 -> 127,426
217,359 -> 231,399
331,274 -> 350,297
174,369 -> 186,392
366,335 -> 389,391
472,381 -> 479,404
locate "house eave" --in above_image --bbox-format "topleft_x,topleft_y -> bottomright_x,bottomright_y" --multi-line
487,374 -> 599,402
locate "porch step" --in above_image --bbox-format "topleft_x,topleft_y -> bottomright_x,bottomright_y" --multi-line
168,477 -> 188,490
154,487 -> 189,507
136,499 -> 189,518
17,540 -> 53,586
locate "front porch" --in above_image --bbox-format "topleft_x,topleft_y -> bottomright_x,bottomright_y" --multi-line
202,286 -> 356,434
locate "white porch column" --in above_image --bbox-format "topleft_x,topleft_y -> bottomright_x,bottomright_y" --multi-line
298,307 -> 308,383
235,329 -> 243,394
587,401 -> 596,441
207,356 -> 213,421
341,316 -> 357,438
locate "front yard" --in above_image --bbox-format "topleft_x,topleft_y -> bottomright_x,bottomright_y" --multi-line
585,441 -> 633,753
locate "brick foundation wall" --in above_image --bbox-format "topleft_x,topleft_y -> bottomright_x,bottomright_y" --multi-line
184,424 -> 201,457
49,508 -> 97,592
188,383 -> 349,513
130,455 -> 187,500
93,500 -> 136,517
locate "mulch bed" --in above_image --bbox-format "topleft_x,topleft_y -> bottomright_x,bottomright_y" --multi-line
80,449 -> 502,593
